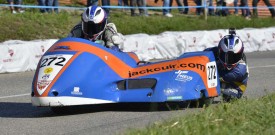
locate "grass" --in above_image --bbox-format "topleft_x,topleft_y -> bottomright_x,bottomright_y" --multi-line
0,10 -> 81,41
0,7 -> 275,42
127,93 -> 275,135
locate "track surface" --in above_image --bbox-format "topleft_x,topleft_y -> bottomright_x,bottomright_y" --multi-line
0,51 -> 275,135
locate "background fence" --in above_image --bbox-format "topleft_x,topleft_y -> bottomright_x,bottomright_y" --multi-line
0,0 -> 274,17
60,0 -> 275,17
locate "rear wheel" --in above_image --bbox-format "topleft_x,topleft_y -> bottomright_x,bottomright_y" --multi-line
199,97 -> 214,107
189,98 -> 213,108
163,101 -> 191,110
197,91 -> 214,107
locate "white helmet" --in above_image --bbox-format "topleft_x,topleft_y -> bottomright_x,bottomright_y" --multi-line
218,34 -> 244,70
81,6 -> 107,40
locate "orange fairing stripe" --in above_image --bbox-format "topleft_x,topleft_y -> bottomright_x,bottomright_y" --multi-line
44,41 -> 217,97
51,41 -> 133,78
127,52 -> 140,63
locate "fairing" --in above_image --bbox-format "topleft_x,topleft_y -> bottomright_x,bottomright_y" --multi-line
31,37 -> 220,107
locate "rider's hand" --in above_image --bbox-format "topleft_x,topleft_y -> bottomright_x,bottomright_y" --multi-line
111,34 -> 123,45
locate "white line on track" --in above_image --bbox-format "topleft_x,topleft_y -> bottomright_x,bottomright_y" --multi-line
0,93 -> 29,99
0,65 -> 275,99
249,64 -> 275,69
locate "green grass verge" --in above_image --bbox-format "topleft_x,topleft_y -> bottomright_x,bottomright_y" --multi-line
0,9 -> 275,42
0,10 -> 81,41
127,93 -> 275,135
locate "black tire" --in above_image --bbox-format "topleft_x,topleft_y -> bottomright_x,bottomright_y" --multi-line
199,97 -> 214,107
50,107 -> 75,115
50,107 -> 66,114
196,90 -> 214,108
222,94 -> 231,102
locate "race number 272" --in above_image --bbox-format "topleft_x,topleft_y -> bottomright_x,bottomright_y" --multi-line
206,61 -> 218,88
40,56 -> 66,68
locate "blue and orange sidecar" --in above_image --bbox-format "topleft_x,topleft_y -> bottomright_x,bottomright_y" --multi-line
31,37 -> 220,107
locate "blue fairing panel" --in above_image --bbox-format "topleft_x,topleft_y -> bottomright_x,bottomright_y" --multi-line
32,37 -> 221,106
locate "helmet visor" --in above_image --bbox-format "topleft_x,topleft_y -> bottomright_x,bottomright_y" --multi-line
220,51 -> 242,65
82,21 -> 106,38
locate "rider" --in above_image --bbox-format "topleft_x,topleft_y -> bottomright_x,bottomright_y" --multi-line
68,6 -> 123,51
205,28 -> 249,101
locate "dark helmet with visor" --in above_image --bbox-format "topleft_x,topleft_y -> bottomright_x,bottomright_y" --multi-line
218,34 -> 244,70
81,6 -> 107,41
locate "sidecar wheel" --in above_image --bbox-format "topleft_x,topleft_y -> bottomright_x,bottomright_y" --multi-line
50,107 -> 72,114
199,97 -> 214,107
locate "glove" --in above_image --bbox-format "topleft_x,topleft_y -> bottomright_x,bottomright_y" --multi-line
154,0 -> 158,3
111,34 -> 123,45
105,23 -> 123,47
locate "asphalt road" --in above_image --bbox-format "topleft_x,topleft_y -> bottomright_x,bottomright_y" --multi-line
0,50 -> 275,135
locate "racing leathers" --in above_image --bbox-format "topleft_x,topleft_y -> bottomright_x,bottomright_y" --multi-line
205,47 -> 249,100
68,22 -> 123,51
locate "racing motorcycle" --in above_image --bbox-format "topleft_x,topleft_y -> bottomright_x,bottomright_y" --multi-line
31,37 -> 221,112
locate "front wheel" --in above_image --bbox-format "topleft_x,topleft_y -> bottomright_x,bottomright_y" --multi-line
50,106 -> 83,115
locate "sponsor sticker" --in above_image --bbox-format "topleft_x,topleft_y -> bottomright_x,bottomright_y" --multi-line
206,61 -> 218,88
37,80 -> 51,90
175,70 -> 193,82
128,62 -> 205,78
44,67 -> 53,74
42,74 -> 50,80
71,87 -> 83,95
36,54 -> 73,95
167,96 -> 182,101
164,88 -> 174,95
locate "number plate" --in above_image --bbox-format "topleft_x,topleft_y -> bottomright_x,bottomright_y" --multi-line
36,54 -> 73,95
206,61 -> 218,88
